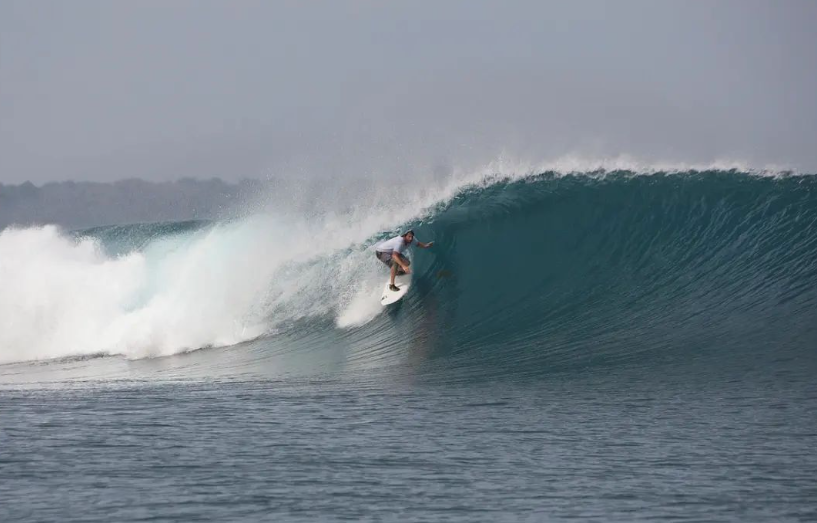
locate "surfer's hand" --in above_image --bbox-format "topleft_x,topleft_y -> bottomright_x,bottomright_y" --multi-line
426,242 -> 434,248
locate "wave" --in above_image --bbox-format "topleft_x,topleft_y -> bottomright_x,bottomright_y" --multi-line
398,171 -> 817,377
1,168 -> 816,373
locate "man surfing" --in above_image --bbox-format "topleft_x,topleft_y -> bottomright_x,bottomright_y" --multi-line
375,230 -> 433,291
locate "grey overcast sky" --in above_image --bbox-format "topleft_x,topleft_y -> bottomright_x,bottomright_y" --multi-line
1,0 -> 816,184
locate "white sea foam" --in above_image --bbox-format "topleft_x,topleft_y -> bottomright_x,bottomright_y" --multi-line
0,204 -> 418,363
0,223 -> 273,363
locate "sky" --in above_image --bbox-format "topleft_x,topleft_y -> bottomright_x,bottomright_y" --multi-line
1,0 -> 816,184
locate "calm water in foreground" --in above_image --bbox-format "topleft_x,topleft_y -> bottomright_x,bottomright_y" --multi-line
2,358 -> 815,522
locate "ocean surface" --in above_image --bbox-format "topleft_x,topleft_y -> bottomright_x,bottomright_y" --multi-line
2,169 -> 817,521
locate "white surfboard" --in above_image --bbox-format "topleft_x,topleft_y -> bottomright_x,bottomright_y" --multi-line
380,274 -> 411,305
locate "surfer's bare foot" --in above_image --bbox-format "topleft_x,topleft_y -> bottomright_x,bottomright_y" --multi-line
389,284 -> 400,292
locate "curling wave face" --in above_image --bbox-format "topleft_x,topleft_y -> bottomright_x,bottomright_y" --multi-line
1,170 -> 816,381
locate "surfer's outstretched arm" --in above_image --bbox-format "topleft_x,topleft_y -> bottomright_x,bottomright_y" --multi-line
417,241 -> 434,248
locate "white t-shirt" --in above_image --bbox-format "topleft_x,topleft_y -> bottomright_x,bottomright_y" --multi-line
375,235 -> 417,255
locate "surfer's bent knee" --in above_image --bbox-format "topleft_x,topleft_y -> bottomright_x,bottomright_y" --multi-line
376,250 -> 409,270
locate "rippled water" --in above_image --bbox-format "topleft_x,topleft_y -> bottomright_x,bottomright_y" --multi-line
3,353 -> 816,522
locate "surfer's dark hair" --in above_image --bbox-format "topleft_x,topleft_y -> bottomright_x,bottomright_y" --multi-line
402,230 -> 415,237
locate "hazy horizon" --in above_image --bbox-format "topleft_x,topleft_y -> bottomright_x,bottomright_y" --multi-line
2,0 -> 816,185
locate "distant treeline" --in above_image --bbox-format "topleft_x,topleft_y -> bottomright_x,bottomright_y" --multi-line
0,178 -> 267,230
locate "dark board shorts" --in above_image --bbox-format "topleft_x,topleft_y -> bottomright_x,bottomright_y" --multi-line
375,251 -> 410,273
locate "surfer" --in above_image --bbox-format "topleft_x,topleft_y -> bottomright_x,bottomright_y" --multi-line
375,230 -> 433,291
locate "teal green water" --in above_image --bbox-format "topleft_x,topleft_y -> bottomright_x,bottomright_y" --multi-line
2,171 -> 816,521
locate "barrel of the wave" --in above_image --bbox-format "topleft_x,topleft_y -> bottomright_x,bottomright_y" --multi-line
374,230 -> 434,306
